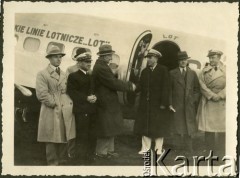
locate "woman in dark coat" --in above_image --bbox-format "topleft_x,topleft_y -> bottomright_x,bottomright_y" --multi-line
134,49 -> 170,155
92,44 -> 135,157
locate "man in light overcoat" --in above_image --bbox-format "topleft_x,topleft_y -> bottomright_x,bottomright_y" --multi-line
36,46 -> 76,165
196,50 -> 226,154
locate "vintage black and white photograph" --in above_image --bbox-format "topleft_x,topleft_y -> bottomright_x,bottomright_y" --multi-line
2,1 -> 238,176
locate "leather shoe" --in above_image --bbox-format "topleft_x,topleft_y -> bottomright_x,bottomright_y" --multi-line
107,152 -> 119,158
95,153 -> 111,159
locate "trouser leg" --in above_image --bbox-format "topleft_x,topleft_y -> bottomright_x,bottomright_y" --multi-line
154,137 -> 164,155
140,136 -> 152,153
184,135 -> 193,152
96,137 -> 112,155
87,114 -> 97,156
75,114 -> 90,158
87,133 -> 97,156
215,132 -> 225,155
77,138 -> 88,159
46,143 -> 58,165
180,134 -> 185,150
108,137 -> 114,152
219,132 -> 225,154
67,138 -> 76,158
58,143 -> 68,164
205,132 -> 215,151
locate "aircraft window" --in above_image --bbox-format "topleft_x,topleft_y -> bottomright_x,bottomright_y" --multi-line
72,47 -> 91,60
47,42 -> 65,53
23,37 -> 40,52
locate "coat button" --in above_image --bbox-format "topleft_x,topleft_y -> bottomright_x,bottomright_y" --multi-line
85,114 -> 88,117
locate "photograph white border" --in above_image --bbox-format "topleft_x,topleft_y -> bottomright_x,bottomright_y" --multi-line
2,1 -> 238,176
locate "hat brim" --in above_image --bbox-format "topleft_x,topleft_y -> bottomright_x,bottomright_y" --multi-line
74,56 -> 92,61
207,54 -> 222,57
77,58 -> 92,62
46,53 -> 65,58
177,57 -> 191,60
97,50 -> 115,56
145,54 -> 161,58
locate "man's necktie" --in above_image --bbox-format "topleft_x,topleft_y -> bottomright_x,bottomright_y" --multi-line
214,66 -> 218,71
56,67 -> 60,75
182,69 -> 186,78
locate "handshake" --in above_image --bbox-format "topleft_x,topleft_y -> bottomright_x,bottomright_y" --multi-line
87,95 -> 97,103
131,83 -> 136,92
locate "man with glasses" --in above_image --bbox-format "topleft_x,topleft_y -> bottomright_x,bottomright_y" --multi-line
67,48 -> 97,164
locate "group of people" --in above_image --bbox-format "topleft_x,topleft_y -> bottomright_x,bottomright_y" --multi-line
35,44 -> 226,166
135,49 -> 226,156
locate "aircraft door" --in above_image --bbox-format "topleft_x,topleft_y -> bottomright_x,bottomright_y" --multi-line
124,30 -> 152,105
152,40 -> 181,70
152,41 -> 202,70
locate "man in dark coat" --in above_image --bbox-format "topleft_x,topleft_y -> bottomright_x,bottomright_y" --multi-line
134,49 -> 170,155
169,51 -> 200,151
67,48 -> 97,164
92,44 -> 136,158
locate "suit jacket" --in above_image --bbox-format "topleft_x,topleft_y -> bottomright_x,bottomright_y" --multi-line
36,64 -> 76,143
169,67 -> 200,135
67,70 -> 96,115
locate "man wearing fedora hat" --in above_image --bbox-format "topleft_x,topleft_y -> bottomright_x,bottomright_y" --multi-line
92,44 -> 136,158
134,49 -> 170,155
196,50 -> 226,154
36,45 -> 76,165
67,48 -> 97,164
169,51 -> 200,152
